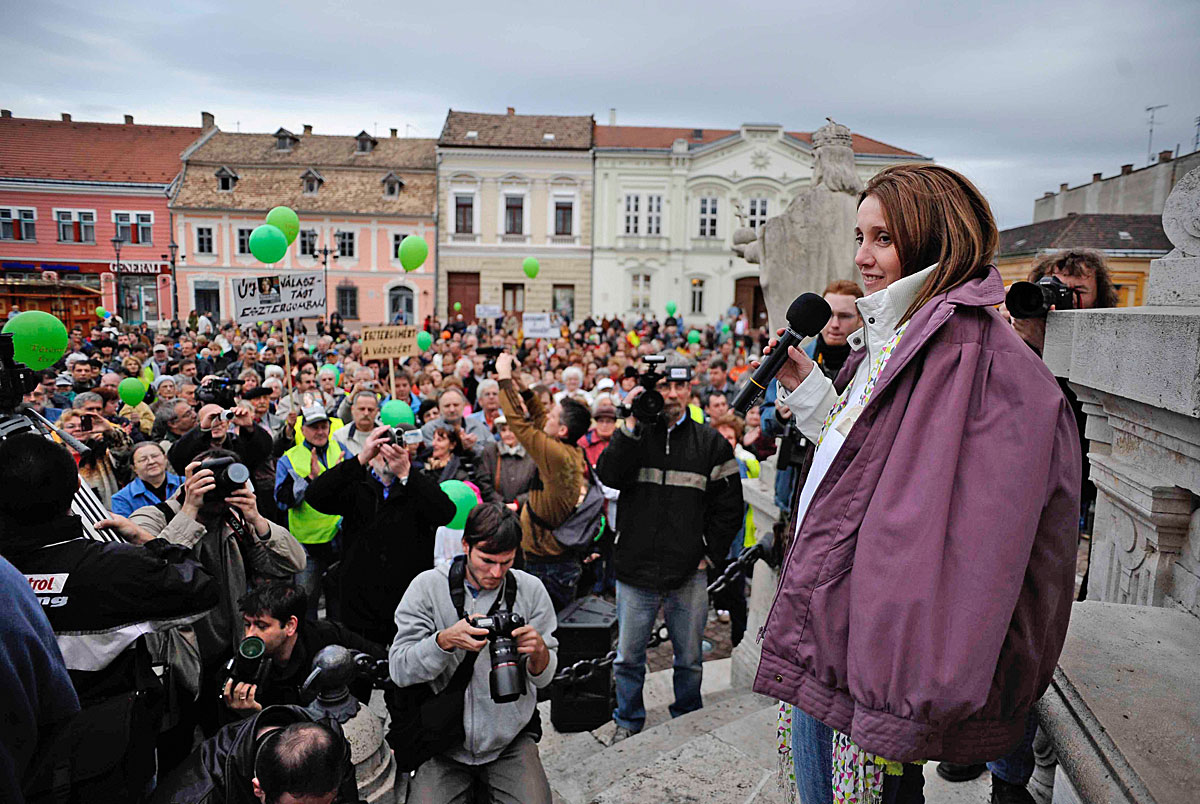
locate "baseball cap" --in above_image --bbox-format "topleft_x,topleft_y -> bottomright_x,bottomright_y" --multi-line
593,400 -> 618,420
153,344 -> 168,353
594,377 -> 615,393
300,404 -> 329,425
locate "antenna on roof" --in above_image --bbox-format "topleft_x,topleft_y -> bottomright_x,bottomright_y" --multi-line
236,121 -> 240,133
1145,104 -> 1167,165
1193,115 -> 1199,153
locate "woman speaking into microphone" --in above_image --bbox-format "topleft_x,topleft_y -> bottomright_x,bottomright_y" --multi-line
755,164 -> 1080,804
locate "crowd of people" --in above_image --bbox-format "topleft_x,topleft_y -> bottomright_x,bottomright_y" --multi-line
1,162 -> 1111,804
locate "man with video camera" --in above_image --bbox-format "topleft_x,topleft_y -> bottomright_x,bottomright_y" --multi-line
0,434 -> 219,803
219,580 -> 385,722
389,503 -> 558,804
595,353 -> 744,743
151,707 -> 358,804
130,449 -> 306,770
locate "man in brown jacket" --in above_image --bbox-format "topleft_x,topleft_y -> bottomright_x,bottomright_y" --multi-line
494,353 -> 593,610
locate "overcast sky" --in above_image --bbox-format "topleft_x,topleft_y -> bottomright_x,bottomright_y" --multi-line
4,0 -> 1198,228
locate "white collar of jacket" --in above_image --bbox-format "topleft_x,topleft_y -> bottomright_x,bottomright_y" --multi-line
848,264 -> 938,356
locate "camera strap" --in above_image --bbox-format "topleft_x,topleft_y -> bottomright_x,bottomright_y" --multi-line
448,553 -> 517,621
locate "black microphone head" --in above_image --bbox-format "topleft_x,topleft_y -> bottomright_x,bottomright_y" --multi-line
786,293 -> 833,337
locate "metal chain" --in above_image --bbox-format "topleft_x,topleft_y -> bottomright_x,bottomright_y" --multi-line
551,545 -> 764,686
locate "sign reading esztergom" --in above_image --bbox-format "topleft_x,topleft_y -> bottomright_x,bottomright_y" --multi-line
232,272 -> 326,325
360,325 -> 420,359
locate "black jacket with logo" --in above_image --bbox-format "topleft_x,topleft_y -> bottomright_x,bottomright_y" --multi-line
596,415 -> 743,590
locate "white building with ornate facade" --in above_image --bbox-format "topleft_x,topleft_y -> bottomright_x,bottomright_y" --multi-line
591,120 -> 927,325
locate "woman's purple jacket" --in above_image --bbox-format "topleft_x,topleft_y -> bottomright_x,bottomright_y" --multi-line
753,267 -> 1081,764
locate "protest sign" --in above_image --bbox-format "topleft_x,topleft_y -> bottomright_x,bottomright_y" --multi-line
233,272 -> 326,325
475,304 -> 502,319
522,312 -> 557,339
360,325 -> 420,360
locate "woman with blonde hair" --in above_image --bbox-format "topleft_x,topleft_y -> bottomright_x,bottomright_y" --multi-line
756,164 -> 1080,804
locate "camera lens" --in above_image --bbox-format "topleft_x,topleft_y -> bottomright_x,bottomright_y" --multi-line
488,636 -> 526,703
1005,281 -> 1053,319
239,635 -> 265,660
226,462 -> 250,487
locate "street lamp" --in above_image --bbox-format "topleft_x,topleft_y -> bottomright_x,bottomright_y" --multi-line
110,236 -> 123,321
315,231 -> 343,323
162,239 -> 179,321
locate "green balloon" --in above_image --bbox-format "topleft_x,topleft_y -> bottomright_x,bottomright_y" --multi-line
380,399 -> 415,427
249,224 -> 289,264
666,301 -> 677,317
440,479 -> 479,530
398,235 -> 429,272
453,302 -> 462,312
721,322 -> 730,333
2,311 -> 68,370
95,306 -> 106,317
319,363 -> 340,381
416,331 -> 433,351
522,257 -> 539,279
687,329 -> 701,344
118,377 -> 147,407
265,207 -> 300,245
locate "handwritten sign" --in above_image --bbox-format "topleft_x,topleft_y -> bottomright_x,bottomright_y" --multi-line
475,304 -> 502,319
360,325 -> 419,360
522,312 -> 557,339
232,272 -> 326,325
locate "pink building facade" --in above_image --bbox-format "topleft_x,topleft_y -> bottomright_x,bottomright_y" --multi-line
170,125 -> 436,328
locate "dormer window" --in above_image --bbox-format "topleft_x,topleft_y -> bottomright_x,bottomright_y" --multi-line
465,130 -> 478,140
274,127 -> 299,151
543,133 -> 555,142
300,168 -> 324,195
214,166 -> 238,192
381,172 -> 405,198
355,130 -> 378,154
1118,231 -> 1133,241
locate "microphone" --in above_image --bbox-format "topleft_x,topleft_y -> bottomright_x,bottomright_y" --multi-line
730,293 -> 832,415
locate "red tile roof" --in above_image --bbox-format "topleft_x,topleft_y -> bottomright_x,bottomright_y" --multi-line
595,125 -> 923,157
0,116 -> 202,184
998,214 -> 1171,255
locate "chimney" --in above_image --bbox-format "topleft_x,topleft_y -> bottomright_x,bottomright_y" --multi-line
303,124 -> 313,135
124,114 -> 134,124
1092,172 -> 1103,182
507,107 -> 515,116
1158,149 -> 1173,163
609,108 -> 617,126
61,113 -> 71,122
1120,163 -> 1133,175
201,111 -> 215,129
390,128 -> 398,138
0,110 -> 10,119
1059,183 -> 1069,192
1042,191 -> 1054,198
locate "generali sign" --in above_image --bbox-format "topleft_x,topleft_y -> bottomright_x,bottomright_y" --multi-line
109,261 -> 167,275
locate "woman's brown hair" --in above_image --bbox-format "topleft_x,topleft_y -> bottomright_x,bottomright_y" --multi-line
860,164 -> 998,323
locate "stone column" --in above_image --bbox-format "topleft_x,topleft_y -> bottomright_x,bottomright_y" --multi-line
731,464 -> 783,690
1043,165 -> 1200,614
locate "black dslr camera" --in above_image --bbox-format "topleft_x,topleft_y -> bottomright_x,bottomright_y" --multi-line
227,635 -> 271,687
477,346 -> 504,375
197,376 -> 243,408
472,612 -> 526,703
198,455 -> 250,500
1005,275 -> 1078,319
616,354 -> 672,421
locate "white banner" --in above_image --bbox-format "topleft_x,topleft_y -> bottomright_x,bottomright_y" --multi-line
475,304 -> 502,319
522,312 -> 557,339
232,272 -> 326,325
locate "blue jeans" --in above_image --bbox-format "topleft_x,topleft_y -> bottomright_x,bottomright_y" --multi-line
523,557 -> 582,613
988,710 -> 1039,785
612,570 -> 708,732
791,708 -> 833,804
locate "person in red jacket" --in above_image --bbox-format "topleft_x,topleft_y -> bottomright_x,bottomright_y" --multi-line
754,164 -> 1080,804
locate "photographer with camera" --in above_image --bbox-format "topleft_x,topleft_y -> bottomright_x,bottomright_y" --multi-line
389,503 -> 558,804
219,581 -> 384,721
305,424 -> 456,646
129,450 -> 305,770
495,352 -> 596,610
151,707 -> 358,804
0,434 -> 218,803
168,401 -> 272,480
595,353 -> 744,743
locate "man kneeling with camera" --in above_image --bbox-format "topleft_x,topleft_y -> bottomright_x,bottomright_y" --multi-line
389,503 -> 558,804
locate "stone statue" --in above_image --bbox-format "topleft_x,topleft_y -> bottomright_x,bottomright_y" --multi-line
733,118 -> 865,332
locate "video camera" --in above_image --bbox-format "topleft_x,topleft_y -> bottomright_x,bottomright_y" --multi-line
0,332 -> 39,414
477,346 -> 504,375
471,612 -> 527,704
1005,275 -> 1078,319
616,355 -> 677,421
197,376 -> 243,408
383,426 -> 424,447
